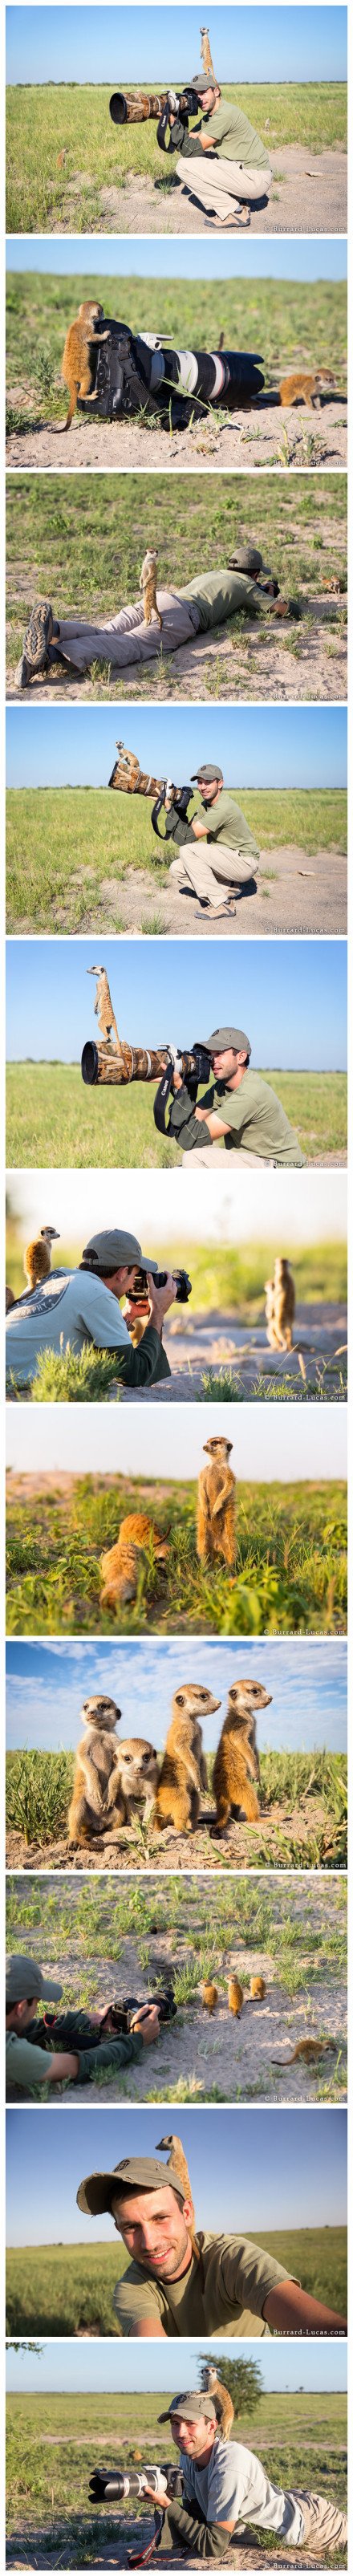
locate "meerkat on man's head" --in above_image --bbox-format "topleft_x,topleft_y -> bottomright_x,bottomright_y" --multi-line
156,2134 -> 204,2273
212,1677 -> 273,1834
23,1226 -> 60,1291
99,1515 -> 169,1611
153,1682 -> 221,1834
67,1696 -> 123,1847
139,551 -> 163,632
265,1258 -> 295,1351
197,1437 -> 236,1569
200,2364 -> 234,2440
54,302 -> 111,433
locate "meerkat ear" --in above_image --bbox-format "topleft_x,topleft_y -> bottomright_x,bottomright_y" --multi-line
175,1689 -> 186,1708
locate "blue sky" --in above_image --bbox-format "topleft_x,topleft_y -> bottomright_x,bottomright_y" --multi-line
6,238 -> 347,285
6,6 -> 347,88
6,1637 -> 347,1756
6,705 -> 347,793
6,2335 -> 347,2398
6,1399 -> 347,1483
6,937 -> 347,1069
6,2106 -> 347,2245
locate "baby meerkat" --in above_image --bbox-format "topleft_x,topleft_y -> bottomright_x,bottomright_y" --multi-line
200,2364 -> 234,2441
202,1981 -> 218,2013
156,2133 -> 204,2273
108,1738 -> 159,1827
153,1683 -> 221,1834
278,368 -> 336,410
139,551 -> 163,632
272,2036 -> 336,2067
265,1258 -> 295,1352
67,1696 -> 122,1847
99,1514 -> 169,1611
250,1975 -> 266,2000
23,1225 -> 60,1290
228,1977 -> 244,2017
212,1677 -> 272,1835
197,1436 -> 236,1569
55,302 -> 111,433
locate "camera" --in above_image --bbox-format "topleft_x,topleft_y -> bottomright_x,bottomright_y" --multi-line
128,1266 -> 192,1306
89,2464 -> 177,2503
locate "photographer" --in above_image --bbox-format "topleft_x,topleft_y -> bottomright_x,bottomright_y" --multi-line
16,550 -> 287,690
167,1027 -> 305,1167
6,1955 -> 162,2099
141,2390 -> 347,2559
152,762 -> 260,919
76,2151 -> 347,2338
160,73 -> 273,230
6,1227 -> 175,1392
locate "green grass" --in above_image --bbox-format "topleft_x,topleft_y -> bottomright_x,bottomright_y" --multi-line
6,270 -> 347,433
6,81 -> 347,234
5,1473 -> 347,1636
6,1066 -> 347,1169
6,1225 -> 347,1312
6,783 -> 347,932
6,470 -> 347,681
6,2225 -> 347,2339
5,1746 -> 348,1871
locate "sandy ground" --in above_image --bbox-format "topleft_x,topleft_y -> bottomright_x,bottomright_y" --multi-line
6,399 -> 347,475
59,843 -> 346,938
6,1780 -> 346,1879
6,2520 -> 344,2570
6,596 -> 347,705
49,146 -> 347,238
112,1302 -> 347,1404
7,1877 -> 346,2106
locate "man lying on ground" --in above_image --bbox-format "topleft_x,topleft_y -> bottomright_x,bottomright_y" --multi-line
6,1227 -> 174,1392
168,1026 -> 305,1166
6,1956 -> 164,2098
140,2389 -> 347,2558
14,549 -> 287,690
76,2154 -> 347,2337
159,73 -> 273,230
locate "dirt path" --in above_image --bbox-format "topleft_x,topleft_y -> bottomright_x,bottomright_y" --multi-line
6,398 -> 347,475
113,1303 -> 347,1404
6,599 -> 347,705
49,146 -> 347,238
49,839 -> 347,938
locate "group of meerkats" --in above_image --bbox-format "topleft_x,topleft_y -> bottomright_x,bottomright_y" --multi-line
99,1434 -> 239,1616
67,1675 -> 272,1847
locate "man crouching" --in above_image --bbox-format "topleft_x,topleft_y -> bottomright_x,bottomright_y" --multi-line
144,2389 -> 347,2560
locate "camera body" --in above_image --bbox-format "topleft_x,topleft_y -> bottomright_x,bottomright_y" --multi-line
89,2463 -> 181,2503
128,1266 -> 192,1306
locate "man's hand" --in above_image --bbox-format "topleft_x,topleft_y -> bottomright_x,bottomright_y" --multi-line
143,2481 -> 170,2506
263,2279 -> 347,2334
268,596 -> 288,617
130,2005 -> 160,2048
147,1270 -> 176,1331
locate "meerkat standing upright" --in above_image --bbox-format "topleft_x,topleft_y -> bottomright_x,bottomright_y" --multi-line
200,2364 -> 234,2440
200,26 -> 215,74
87,965 -> 120,1049
212,1678 -> 273,1834
54,301 -> 110,432
197,1437 -> 236,1568
139,551 -> 163,632
23,1226 -> 60,1290
265,1258 -> 295,1351
156,2134 -> 204,2273
67,1696 -> 123,1846
153,1683 -> 221,1833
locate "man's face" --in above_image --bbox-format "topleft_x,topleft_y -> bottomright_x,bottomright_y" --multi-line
111,2184 -> 193,2276
210,1047 -> 242,1081
198,777 -> 222,805
170,2416 -> 215,2459
103,1264 -> 139,1302
7,1997 -> 38,2030
200,84 -> 217,111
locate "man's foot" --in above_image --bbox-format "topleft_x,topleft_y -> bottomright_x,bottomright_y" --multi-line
213,205 -> 250,228
210,896 -> 237,916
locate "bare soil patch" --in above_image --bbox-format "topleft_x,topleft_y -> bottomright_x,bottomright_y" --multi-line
6,400 -> 347,475
58,843 -> 345,939
57,147 -> 347,238
115,1302 -> 347,1403
5,1789 -> 343,1879
6,599 -> 347,706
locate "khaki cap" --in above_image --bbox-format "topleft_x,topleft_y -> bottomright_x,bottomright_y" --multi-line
160,2393 -> 217,2424
228,546 -> 271,576
190,71 -> 218,92
191,765 -> 223,782
203,1026 -> 251,1058
81,1230 -> 159,1276
6,1953 -> 63,2006
77,2153 -> 187,2218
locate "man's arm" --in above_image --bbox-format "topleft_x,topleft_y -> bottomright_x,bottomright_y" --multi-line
194,1107 -> 230,1138
127,2317 -> 166,2338
41,2050 -> 80,2084
264,2280 -> 347,2334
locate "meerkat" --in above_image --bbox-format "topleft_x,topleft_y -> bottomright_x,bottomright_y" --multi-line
272,2037 -> 336,2067
99,1515 -> 169,1611
200,2365 -> 234,2441
250,1975 -> 266,2001
278,368 -> 336,410
87,964 -> 120,1049
23,1226 -> 60,1290
156,2134 -> 204,2273
54,302 -> 111,433
106,1737 -> 159,1826
228,1976 -> 244,2017
153,1683 -> 221,1834
139,551 -> 163,633
212,1678 -> 273,1835
67,1696 -> 123,1847
265,1258 -> 295,1352
197,1437 -> 236,1570
202,1981 -> 218,2013
200,26 -> 215,74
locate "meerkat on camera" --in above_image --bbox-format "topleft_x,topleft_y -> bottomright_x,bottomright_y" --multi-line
54,302 -> 110,432
200,2364 -> 234,2440
265,1258 -> 295,1351
212,1678 -> 273,1834
156,2134 -> 204,2273
139,551 -> 163,632
99,1515 -> 169,1610
153,1683 -> 221,1833
197,1437 -> 236,1568
67,1696 -> 122,1846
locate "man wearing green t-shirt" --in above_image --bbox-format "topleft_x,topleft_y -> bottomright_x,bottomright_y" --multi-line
6,1956 -> 161,2099
76,2154 -> 347,2338
166,74 -> 273,230
168,1026 -> 305,1167
165,763 -> 260,917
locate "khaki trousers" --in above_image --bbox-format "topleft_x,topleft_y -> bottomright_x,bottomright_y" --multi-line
169,841 -> 257,908
297,2491 -> 347,2553
181,1145 -> 275,1167
176,152 -> 272,220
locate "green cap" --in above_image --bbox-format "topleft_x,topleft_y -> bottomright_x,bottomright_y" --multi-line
77,2153 -> 187,2219
203,1026 -> 251,1058
6,1954 -> 63,2007
81,1230 -> 159,1277
190,71 -> 218,92
227,546 -> 271,576
191,765 -> 223,783
161,2394 -> 217,2424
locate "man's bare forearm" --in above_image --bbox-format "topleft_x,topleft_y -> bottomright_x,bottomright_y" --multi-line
264,2280 -> 347,2334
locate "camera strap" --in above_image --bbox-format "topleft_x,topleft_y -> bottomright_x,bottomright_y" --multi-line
128,2520 -> 163,2566
153,1060 -> 177,1134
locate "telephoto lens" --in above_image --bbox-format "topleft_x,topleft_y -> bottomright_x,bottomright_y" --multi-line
89,2466 -> 170,2502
